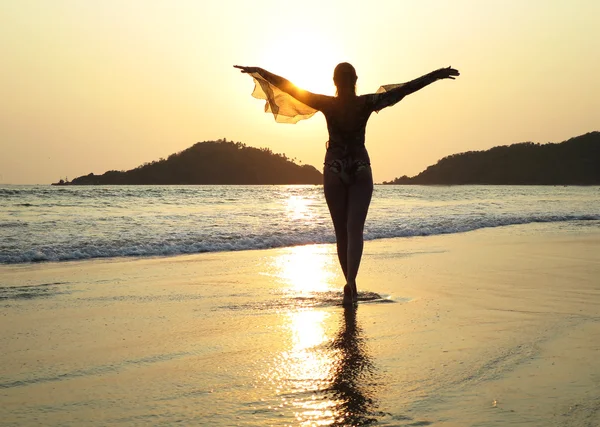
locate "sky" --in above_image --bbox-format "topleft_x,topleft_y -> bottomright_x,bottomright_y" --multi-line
1,0 -> 599,184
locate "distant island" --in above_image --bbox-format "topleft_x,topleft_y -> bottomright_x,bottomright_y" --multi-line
54,132 -> 600,186
54,140 -> 322,185
383,132 -> 600,185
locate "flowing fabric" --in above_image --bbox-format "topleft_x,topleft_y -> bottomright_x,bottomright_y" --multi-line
371,83 -> 407,113
249,72 -> 318,124
375,83 -> 405,94
247,70 -> 409,123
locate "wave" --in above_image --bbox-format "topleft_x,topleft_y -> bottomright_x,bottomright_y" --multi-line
0,221 -> 28,228
1,215 -> 598,264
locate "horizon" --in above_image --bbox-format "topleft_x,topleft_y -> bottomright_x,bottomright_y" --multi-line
1,1 -> 599,184
18,130 -> 597,186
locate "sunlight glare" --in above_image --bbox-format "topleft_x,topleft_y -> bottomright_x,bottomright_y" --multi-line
261,307 -> 371,425
290,310 -> 329,352
273,245 -> 337,294
275,310 -> 338,425
289,312 -> 337,427
285,195 -> 313,221
258,33 -> 337,96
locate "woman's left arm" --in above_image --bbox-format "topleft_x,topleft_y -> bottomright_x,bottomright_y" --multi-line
371,66 -> 459,111
400,66 -> 459,96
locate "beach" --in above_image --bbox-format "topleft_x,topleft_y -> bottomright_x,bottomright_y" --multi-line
1,222 -> 599,426
3,0 -> 600,425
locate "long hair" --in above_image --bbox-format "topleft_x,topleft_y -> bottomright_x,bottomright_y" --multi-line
333,62 -> 357,97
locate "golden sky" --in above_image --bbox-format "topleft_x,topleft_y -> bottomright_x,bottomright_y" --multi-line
1,0 -> 598,184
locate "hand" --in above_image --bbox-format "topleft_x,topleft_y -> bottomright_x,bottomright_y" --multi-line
436,66 -> 460,80
234,65 -> 261,74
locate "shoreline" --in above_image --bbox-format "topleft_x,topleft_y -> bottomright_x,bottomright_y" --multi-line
1,222 -> 599,426
2,218 -> 599,269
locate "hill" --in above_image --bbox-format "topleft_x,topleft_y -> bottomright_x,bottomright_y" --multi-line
384,132 -> 600,185
57,140 -> 323,185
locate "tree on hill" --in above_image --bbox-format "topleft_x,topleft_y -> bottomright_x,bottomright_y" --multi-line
383,132 -> 600,185
61,140 -> 323,185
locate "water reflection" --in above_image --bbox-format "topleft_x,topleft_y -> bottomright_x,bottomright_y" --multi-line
328,307 -> 381,426
271,245 -> 338,295
267,307 -> 382,426
260,219 -> 383,424
285,195 -> 315,221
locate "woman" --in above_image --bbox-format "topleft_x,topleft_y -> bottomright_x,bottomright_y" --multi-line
235,63 -> 459,305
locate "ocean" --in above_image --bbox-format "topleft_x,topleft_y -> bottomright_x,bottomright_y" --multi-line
1,185 -> 599,264
2,185 -> 600,426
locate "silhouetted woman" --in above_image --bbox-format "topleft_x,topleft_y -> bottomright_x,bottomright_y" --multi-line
235,63 -> 459,305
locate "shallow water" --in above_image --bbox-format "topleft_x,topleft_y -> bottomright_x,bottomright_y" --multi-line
1,185 -> 599,263
2,227 -> 599,426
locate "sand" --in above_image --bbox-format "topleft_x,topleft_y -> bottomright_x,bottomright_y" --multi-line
1,222 -> 599,426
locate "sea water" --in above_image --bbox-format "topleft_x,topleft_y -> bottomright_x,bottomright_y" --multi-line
1,185 -> 599,264
2,185 -> 600,426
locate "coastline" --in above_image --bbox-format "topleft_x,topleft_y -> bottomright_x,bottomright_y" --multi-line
1,222 -> 599,426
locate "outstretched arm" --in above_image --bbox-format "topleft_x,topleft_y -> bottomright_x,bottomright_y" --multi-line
234,65 -> 328,111
398,66 -> 459,96
372,66 -> 459,112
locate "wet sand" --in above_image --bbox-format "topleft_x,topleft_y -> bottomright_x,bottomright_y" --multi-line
1,223 -> 599,426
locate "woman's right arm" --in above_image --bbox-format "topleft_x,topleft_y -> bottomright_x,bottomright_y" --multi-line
234,65 -> 328,111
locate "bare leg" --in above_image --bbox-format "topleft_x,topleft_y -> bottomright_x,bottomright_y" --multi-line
323,170 -> 349,280
345,168 -> 373,298
324,168 -> 373,305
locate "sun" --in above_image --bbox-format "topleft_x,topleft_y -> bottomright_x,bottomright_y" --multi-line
258,32 -> 338,96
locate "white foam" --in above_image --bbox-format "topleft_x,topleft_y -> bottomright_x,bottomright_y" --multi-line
2,185 -> 599,264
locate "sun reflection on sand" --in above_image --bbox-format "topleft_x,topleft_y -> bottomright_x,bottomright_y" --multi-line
262,308 -> 383,426
256,193 -> 383,424
264,309 -> 336,425
272,245 -> 338,295
287,310 -> 333,395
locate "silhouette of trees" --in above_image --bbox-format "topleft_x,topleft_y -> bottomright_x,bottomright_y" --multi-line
383,132 -> 600,185
62,140 -> 322,185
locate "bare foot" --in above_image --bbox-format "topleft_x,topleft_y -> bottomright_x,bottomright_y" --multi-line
343,284 -> 356,306
348,281 -> 358,303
